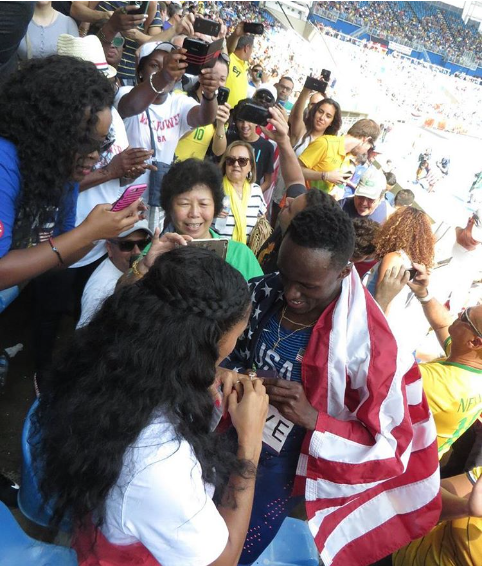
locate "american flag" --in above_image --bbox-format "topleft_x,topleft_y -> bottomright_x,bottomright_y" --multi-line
293,269 -> 441,566
295,348 -> 305,363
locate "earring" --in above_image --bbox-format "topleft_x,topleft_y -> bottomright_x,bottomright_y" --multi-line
246,171 -> 252,182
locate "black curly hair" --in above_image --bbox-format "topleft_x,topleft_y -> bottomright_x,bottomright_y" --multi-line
0,55 -> 114,227
160,158 -> 225,218
35,246 -> 251,527
285,205 -> 355,270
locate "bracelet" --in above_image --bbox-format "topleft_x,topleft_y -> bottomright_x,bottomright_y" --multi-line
417,291 -> 433,304
216,132 -> 225,139
320,171 -> 328,182
48,237 -> 64,265
96,28 -> 110,44
149,73 -> 166,95
131,258 -> 144,278
202,91 -> 216,101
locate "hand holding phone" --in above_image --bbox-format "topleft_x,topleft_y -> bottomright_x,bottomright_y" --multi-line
194,17 -> 221,37
111,184 -> 147,212
217,86 -> 230,105
243,22 -> 264,35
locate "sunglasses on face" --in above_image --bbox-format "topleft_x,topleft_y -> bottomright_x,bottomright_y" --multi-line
110,238 -> 151,252
78,129 -> 115,156
256,93 -> 274,104
226,156 -> 250,167
111,35 -> 125,48
460,308 -> 482,338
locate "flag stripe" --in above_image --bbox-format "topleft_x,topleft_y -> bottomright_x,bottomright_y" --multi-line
295,269 -> 440,566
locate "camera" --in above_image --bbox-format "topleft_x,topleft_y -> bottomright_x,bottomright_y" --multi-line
236,100 -> 270,127
217,86 -> 230,106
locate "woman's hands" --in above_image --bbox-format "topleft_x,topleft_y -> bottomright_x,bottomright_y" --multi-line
228,376 -> 268,460
142,230 -> 192,270
215,103 -> 231,128
106,147 -> 156,180
80,199 -> 146,242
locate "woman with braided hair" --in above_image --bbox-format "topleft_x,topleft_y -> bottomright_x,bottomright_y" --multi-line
35,246 -> 268,566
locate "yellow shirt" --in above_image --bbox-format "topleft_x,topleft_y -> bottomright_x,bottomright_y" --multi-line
298,135 -> 349,193
175,124 -> 215,161
392,467 -> 482,566
420,338 -> 482,458
225,52 -> 249,108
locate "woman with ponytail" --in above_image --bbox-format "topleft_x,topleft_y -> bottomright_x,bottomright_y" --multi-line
35,246 -> 268,566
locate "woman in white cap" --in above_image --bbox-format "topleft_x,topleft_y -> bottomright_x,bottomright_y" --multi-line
116,41 -> 220,191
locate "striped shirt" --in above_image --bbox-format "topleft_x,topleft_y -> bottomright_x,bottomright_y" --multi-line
96,2 -> 162,81
254,312 -> 311,383
214,183 -> 267,242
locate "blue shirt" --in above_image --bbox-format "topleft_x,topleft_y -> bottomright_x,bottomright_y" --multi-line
0,137 -> 78,258
254,312 -> 311,383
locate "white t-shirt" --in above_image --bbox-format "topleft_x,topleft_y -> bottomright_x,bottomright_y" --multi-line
77,258 -> 123,328
71,108 -> 129,268
101,415 -> 229,566
215,183 -> 267,240
115,87 -> 198,189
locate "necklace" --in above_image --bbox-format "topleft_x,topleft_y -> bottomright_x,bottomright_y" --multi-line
282,311 -> 319,327
272,306 -> 316,350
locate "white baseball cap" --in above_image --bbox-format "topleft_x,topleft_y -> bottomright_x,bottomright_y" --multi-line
255,83 -> 277,102
118,219 -> 153,239
355,167 -> 387,200
138,41 -> 176,65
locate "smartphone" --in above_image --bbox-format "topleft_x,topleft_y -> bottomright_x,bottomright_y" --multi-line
183,37 -> 224,76
243,22 -> 264,35
304,76 -> 328,93
194,17 -> 221,37
236,100 -> 270,126
129,1 -> 149,15
188,238 -> 228,260
407,267 -> 418,280
111,184 -> 147,212
217,86 -> 230,105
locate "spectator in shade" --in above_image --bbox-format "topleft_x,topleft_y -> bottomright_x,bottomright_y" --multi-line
351,217 -> 380,279
17,1 -> 79,61
394,188 -> 415,209
226,100 -> 275,193
77,220 -> 153,328
339,167 -> 393,224
275,76 -> 294,112
226,23 -> 255,107
162,2 -> 182,30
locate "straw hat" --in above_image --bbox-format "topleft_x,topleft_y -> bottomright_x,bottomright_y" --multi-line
57,34 -> 117,79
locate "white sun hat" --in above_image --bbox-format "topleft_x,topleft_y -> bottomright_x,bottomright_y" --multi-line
57,34 -> 117,79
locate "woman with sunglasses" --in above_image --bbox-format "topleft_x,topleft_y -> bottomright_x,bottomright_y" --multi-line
0,56 -> 142,293
129,158 -> 263,283
216,142 -> 267,243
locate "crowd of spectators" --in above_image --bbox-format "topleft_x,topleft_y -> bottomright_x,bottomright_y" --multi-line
313,0 -> 482,66
0,2 -> 481,566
